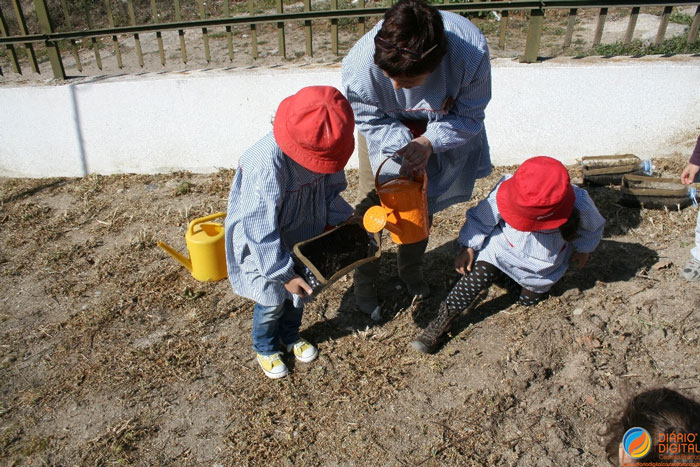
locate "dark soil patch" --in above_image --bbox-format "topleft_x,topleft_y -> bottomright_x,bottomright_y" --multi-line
295,222 -> 379,280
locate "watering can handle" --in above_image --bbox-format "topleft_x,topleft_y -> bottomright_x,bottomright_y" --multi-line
375,156 -> 427,191
188,212 -> 226,236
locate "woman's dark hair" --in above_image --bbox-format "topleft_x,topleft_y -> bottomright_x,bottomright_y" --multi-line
603,388 -> 700,465
559,207 -> 580,242
373,0 -> 447,77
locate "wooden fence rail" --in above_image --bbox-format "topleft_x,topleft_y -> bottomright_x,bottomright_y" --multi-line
0,0 -> 699,79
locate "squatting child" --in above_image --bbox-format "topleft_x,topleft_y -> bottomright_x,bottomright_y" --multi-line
411,156 -> 606,353
224,86 -> 356,379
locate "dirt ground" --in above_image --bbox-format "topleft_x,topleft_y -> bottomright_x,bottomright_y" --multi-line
1,156 -> 699,465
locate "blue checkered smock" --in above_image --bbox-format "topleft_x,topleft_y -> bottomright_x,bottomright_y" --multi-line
224,132 -> 353,307
341,10 -> 492,214
459,176 -> 606,293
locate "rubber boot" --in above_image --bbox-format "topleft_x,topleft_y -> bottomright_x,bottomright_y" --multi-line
353,260 -> 381,321
410,302 -> 458,353
398,237 -> 430,298
411,289 -> 487,354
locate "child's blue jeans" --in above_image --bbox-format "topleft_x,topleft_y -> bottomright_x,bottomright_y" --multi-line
252,300 -> 303,355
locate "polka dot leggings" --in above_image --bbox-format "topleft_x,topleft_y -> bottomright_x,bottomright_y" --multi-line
445,261 -> 546,311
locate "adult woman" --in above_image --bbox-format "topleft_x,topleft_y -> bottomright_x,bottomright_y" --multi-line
341,0 -> 492,317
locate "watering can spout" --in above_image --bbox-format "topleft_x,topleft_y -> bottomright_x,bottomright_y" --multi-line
363,206 -> 404,237
157,241 -> 193,272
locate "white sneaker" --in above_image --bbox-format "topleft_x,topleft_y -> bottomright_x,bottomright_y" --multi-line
286,339 -> 318,363
680,258 -> 700,281
256,352 -> 288,379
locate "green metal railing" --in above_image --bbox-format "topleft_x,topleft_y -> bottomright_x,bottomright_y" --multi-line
0,0 -> 699,79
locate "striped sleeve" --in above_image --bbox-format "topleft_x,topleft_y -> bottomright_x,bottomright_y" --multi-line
236,162 -> 296,285
459,178 -> 504,249
423,39 -> 491,154
570,186 -> 605,254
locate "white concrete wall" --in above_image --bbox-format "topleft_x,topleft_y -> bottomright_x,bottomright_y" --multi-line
1,56 -> 699,178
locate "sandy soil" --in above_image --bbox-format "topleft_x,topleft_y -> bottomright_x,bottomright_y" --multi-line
1,157 -> 699,465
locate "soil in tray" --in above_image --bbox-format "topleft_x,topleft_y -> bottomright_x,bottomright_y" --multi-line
297,223 -> 378,279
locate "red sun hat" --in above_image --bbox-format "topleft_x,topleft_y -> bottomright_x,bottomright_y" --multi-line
496,156 -> 575,232
273,86 -> 355,174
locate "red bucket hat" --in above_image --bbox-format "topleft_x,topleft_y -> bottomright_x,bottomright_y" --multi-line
273,86 -> 355,174
496,156 -> 575,232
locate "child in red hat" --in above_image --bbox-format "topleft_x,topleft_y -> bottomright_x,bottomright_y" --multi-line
411,156 -> 605,353
224,86 -> 356,379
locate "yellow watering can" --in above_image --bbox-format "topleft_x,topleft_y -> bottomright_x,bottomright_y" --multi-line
363,158 -> 430,245
157,212 -> 228,282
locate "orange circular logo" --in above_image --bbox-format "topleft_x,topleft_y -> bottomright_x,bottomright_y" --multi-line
623,427 -> 652,459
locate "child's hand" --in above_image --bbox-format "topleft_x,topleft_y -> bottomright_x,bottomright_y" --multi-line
681,163 -> 700,185
285,276 -> 313,297
454,247 -> 474,275
571,252 -> 590,269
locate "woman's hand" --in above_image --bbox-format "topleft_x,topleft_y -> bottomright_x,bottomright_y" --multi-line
284,276 -> 313,297
397,136 -> 433,173
454,247 -> 475,275
681,163 -> 700,185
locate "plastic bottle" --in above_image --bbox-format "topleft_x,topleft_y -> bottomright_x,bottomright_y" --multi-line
638,159 -> 654,176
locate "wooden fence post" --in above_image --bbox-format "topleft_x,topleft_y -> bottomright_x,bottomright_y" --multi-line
331,0 -> 338,55
689,5 -> 700,44
563,8 -> 577,48
498,10 -> 509,49
0,5 -> 21,74
59,0 -> 82,71
33,0 -> 66,79
304,0 -> 313,57
248,0 -> 258,59
592,7 -> 607,47
12,0 -> 39,73
624,6 -> 639,45
655,6 -> 672,45
521,8 -> 544,63
276,0 -> 286,59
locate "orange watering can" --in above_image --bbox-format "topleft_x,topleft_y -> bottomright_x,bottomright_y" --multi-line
157,212 -> 228,282
363,158 -> 430,245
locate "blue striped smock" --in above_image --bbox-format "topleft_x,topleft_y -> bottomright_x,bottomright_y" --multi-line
458,176 -> 606,293
341,10 -> 492,214
224,132 -> 353,307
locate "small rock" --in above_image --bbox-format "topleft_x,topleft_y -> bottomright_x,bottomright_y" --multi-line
576,334 -> 602,349
573,307 -> 584,316
652,260 -> 673,270
561,288 -> 582,301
